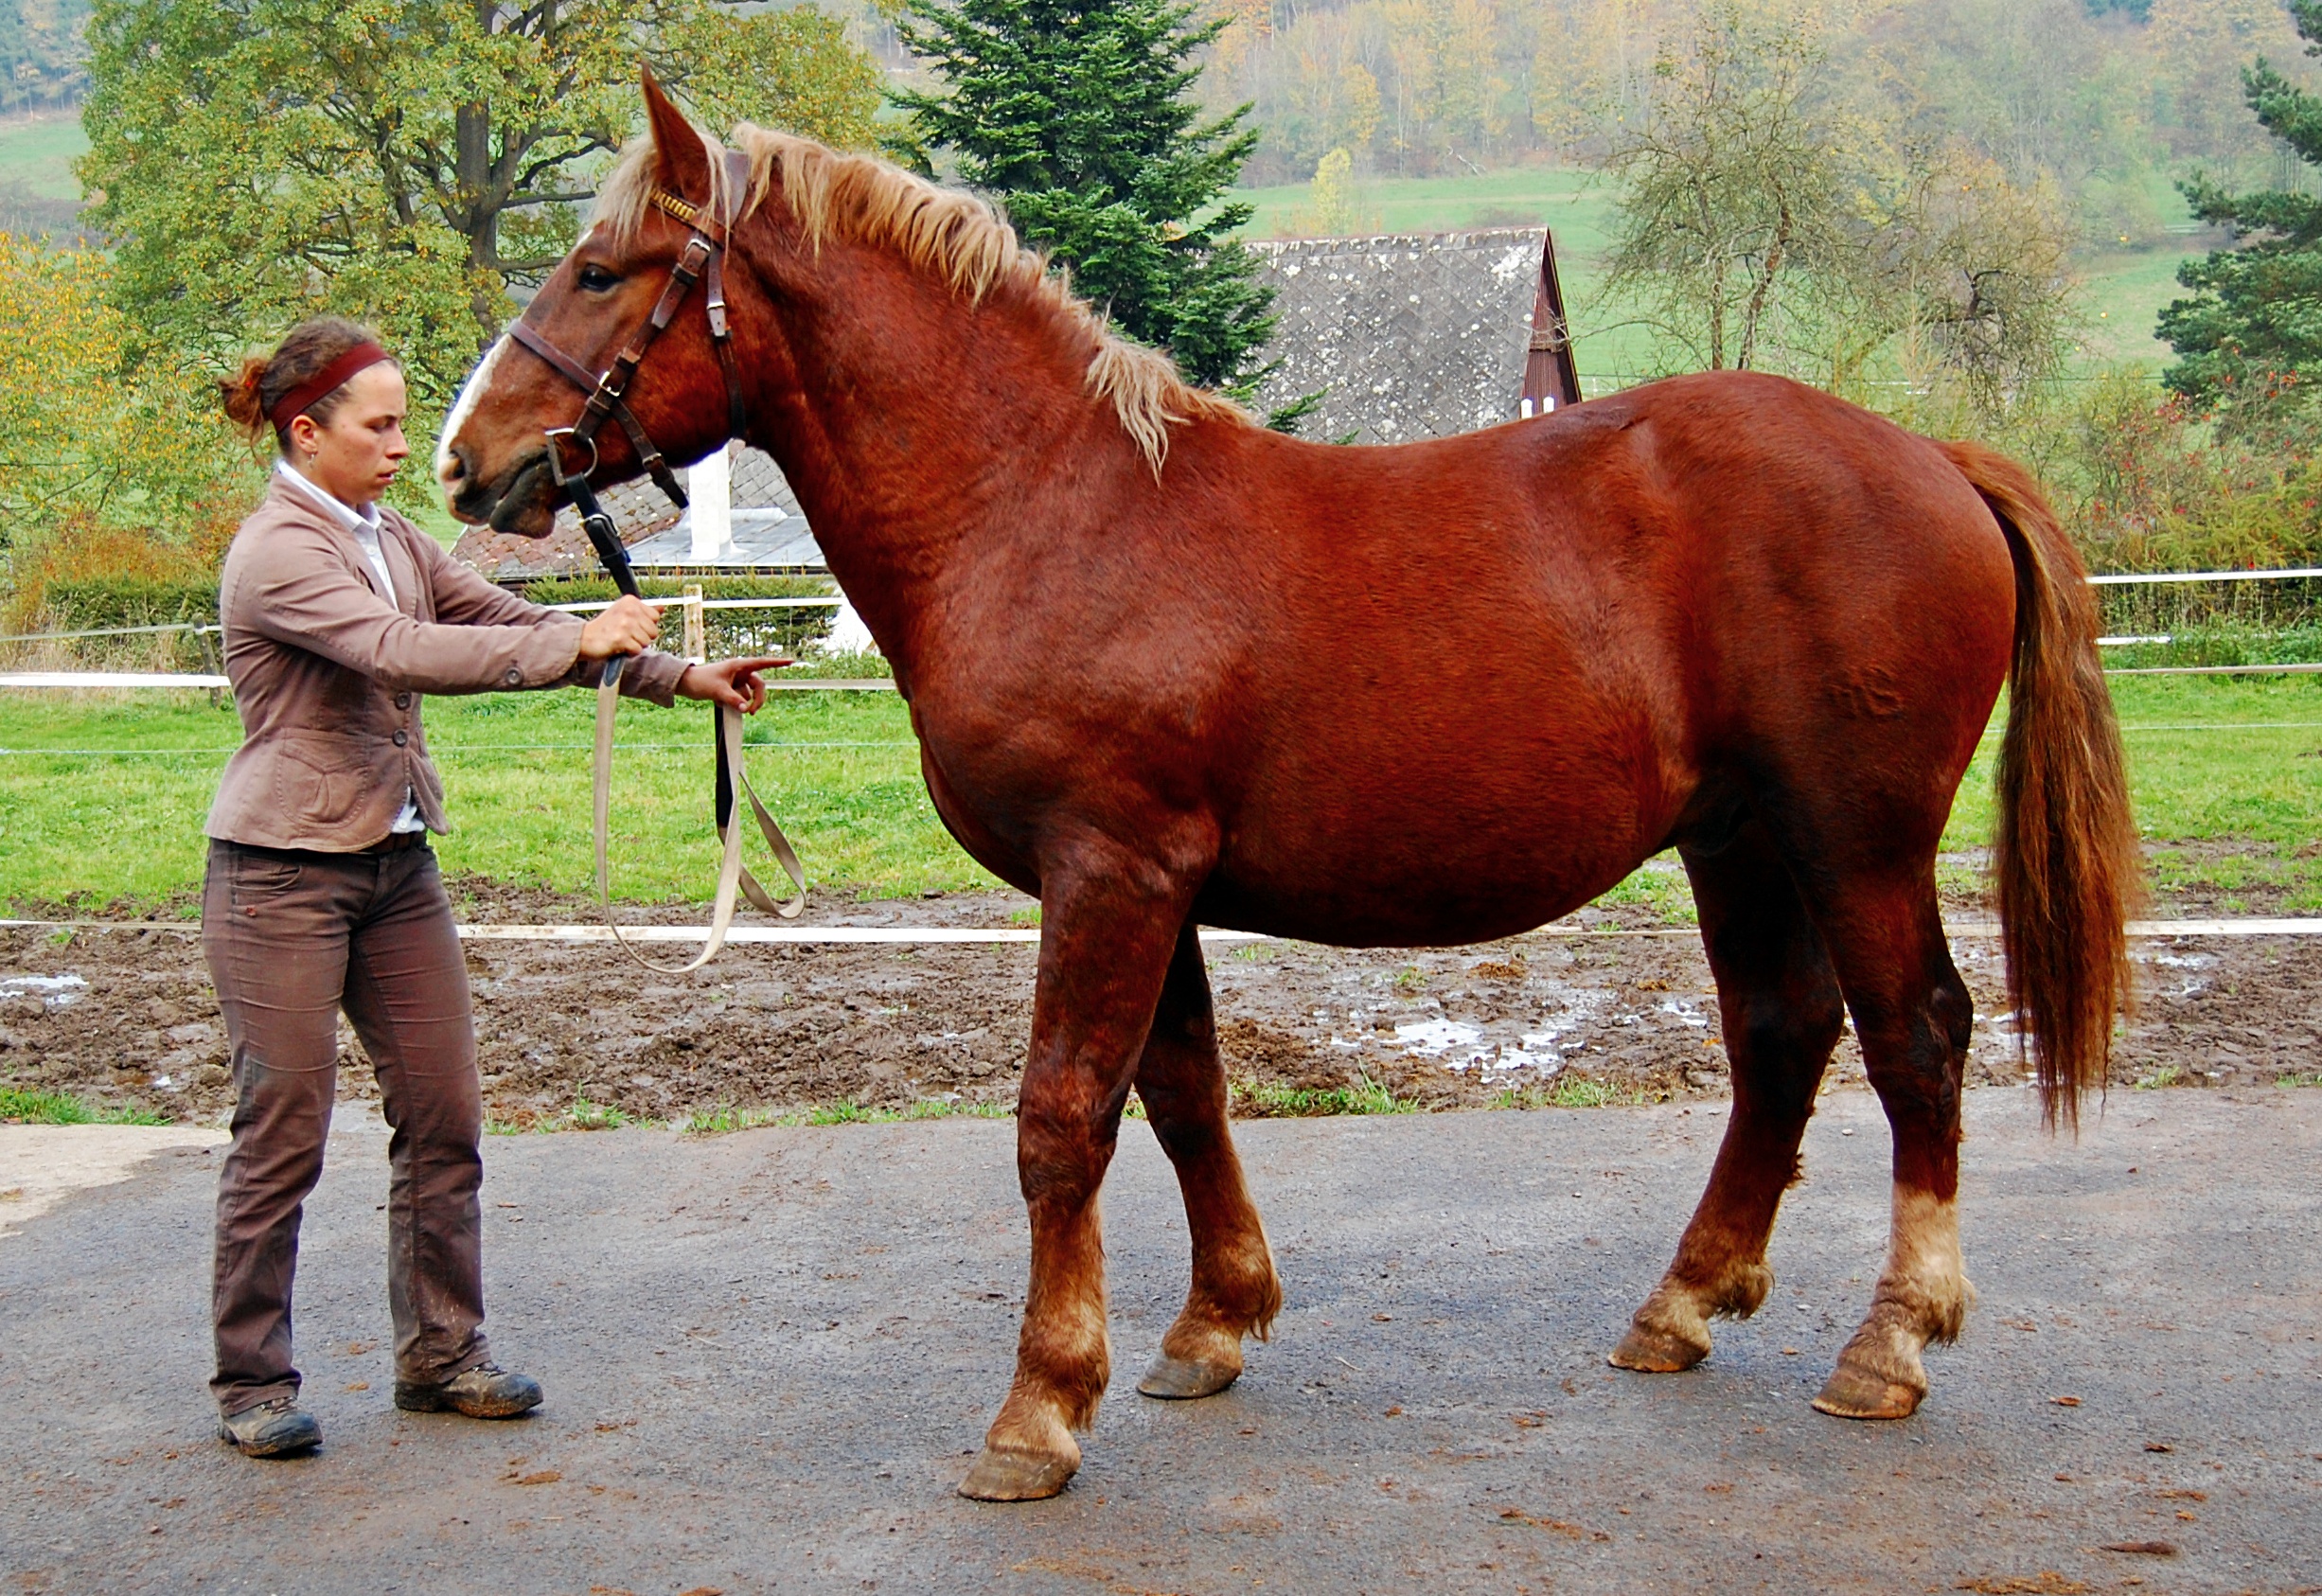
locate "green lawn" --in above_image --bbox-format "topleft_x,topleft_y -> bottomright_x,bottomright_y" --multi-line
0,113 -> 89,200
3,675 -> 2315,913
2072,245 -> 2203,370
1944,675 -> 2322,913
0,686 -> 992,909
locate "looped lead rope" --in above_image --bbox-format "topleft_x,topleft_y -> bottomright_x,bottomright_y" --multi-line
593,659 -> 806,976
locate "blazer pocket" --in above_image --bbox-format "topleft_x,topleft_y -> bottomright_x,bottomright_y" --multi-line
272,734 -> 365,831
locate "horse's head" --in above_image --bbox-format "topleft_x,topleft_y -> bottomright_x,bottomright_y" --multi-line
437,74 -> 767,538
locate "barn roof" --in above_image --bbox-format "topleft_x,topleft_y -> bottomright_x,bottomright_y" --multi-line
1244,228 -> 1549,446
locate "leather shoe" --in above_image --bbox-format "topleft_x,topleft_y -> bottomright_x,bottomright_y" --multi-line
394,1362 -> 543,1418
218,1396 -> 321,1458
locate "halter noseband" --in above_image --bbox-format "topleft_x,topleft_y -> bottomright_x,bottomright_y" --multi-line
506,151 -> 752,569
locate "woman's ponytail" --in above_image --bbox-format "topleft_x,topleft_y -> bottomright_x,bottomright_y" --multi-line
219,357 -> 272,443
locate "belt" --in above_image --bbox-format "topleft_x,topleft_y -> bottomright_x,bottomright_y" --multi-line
361,830 -> 429,855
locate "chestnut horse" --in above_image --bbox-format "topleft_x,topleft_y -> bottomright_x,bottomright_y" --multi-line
438,80 -> 2138,1500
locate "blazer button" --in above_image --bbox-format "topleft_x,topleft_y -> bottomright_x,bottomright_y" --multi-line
394,691 -> 412,709
505,666 -> 523,684
392,729 -> 408,747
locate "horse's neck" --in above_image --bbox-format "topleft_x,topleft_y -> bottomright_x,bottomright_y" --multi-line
743,252 -> 1133,675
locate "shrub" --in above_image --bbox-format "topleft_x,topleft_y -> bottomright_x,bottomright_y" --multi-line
43,575 -> 220,632
2,518 -> 228,669
2051,368 -> 2322,633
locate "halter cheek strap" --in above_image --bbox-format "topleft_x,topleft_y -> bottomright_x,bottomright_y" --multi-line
509,149 -> 753,521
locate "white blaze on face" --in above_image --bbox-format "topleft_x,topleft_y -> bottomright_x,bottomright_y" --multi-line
434,334 -> 509,492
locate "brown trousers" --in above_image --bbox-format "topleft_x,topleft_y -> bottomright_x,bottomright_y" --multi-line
203,839 -> 489,1416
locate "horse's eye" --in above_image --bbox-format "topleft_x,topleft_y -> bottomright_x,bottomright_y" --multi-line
576,263 -> 621,293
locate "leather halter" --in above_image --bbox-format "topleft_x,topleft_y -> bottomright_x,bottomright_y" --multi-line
507,151 -> 752,530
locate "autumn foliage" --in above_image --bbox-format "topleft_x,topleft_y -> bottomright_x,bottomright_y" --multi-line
0,235 -> 253,625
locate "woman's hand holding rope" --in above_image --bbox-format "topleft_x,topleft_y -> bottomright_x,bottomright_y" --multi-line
576,596 -> 788,711
576,594 -> 664,661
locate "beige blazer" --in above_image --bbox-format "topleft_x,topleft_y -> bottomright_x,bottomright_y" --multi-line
205,476 -> 687,850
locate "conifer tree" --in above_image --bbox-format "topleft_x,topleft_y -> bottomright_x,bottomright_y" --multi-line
895,0 -> 1278,396
2159,0 -> 2322,436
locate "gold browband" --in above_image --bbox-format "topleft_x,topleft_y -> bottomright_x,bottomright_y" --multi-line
649,189 -> 703,225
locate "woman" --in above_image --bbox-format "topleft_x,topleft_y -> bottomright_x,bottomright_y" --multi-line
205,318 -> 776,1458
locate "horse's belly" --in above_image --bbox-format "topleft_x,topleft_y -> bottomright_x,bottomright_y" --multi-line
1202,758 -> 1665,947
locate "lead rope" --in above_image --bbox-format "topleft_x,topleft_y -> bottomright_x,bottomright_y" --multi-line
593,658 -> 806,976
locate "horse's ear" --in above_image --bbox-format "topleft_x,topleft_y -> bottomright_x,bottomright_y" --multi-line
641,68 -> 711,200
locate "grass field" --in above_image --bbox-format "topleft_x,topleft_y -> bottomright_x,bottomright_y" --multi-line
0,112 -> 87,200
0,1084 -> 167,1126
0,686 -> 981,907
3,674 -> 2315,913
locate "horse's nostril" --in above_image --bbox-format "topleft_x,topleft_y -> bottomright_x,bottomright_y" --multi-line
440,442 -> 471,485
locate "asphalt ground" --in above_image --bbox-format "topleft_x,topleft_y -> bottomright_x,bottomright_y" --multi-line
3,1088 -> 2316,1595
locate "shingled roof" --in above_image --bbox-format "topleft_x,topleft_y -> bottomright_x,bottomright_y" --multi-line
1244,228 -> 1549,446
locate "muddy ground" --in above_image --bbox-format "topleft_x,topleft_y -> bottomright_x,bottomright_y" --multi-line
3,848 -> 2317,1128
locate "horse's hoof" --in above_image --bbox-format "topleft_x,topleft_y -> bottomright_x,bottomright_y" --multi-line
1810,1364 -> 1923,1421
958,1445 -> 1076,1501
1607,1322 -> 1709,1374
1138,1353 -> 1241,1400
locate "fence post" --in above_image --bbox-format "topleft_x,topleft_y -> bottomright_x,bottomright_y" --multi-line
682,582 -> 707,664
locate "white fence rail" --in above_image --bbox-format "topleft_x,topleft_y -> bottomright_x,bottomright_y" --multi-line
7,565 -> 2315,648
4,567 -> 2315,681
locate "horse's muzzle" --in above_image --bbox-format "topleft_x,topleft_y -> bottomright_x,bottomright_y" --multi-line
451,450 -> 560,539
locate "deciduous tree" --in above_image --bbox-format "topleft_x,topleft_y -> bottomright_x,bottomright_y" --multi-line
1600,2 -> 2077,424
0,237 -> 247,557
79,0 -> 882,422
1599,1 -> 1854,372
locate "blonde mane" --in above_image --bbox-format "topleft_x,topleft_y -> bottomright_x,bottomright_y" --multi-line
594,126 -> 1253,472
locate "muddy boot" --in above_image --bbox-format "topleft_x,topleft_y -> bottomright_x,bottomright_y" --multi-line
394,1363 -> 543,1419
218,1397 -> 321,1458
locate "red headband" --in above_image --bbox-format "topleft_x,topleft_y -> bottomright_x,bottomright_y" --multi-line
268,342 -> 394,434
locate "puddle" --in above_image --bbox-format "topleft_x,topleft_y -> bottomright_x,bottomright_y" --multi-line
0,973 -> 87,1009
1394,1019 -> 1488,1064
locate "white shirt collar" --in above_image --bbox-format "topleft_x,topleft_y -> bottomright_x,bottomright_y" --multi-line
275,459 -> 381,536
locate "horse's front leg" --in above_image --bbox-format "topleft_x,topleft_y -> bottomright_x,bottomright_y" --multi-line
959,854 -> 1197,1502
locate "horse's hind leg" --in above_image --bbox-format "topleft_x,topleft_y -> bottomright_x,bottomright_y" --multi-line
1612,821 -> 1845,1373
1804,877 -> 1976,1421
1133,926 -> 1281,1400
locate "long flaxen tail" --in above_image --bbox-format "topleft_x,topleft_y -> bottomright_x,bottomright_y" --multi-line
1941,440 -> 2143,1131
